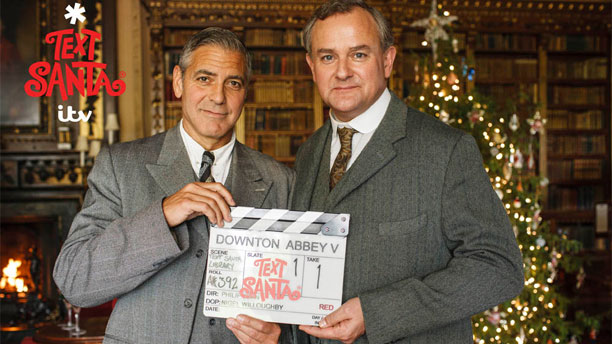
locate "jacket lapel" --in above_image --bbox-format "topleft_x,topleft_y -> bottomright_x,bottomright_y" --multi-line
226,142 -> 270,207
146,125 -> 197,196
145,125 -> 199,245
326,94 -> 408,210
292,124 -> 332,211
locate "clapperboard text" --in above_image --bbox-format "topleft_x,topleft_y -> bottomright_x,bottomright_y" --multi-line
214,233 -> 342,253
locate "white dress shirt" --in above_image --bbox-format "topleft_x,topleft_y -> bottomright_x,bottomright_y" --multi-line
329,88 -> 391,171
179,120 -> 235,184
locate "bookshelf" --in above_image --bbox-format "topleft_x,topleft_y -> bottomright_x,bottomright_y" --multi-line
542,34 -> 611,254
160,27 -> 322,166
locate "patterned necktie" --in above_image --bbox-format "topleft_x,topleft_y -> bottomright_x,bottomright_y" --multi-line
199,151 -> 215,182
330,127 -> 358,189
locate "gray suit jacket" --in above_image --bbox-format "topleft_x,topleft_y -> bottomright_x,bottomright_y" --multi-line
292,93 -> 523,344
53,125 -> 295,344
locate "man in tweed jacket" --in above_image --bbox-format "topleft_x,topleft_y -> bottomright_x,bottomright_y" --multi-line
54,28 -> 293,343
293,1 -> 524,343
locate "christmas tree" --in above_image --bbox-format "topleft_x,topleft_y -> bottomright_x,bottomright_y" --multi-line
404,1 -> 599,342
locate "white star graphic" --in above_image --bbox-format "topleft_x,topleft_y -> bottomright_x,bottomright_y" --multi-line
65,3 -> 86,25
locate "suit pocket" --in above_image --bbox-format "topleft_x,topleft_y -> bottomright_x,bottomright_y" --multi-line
378,213 -> 427,236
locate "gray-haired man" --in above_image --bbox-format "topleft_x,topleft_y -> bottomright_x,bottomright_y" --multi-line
54,27 -> 294,344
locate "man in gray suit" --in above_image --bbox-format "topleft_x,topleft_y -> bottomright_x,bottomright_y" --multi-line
293,1 -> 524,343
54,28 -> 293,343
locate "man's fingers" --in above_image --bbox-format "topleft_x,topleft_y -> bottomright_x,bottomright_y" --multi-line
319,304 -> 349,328
299,325 -> 337,340
193,182 -> 234,222
226,316 -> 280,343
198,181 -> 236,206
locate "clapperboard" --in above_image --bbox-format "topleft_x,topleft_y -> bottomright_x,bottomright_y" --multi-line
203,207 -> 349,326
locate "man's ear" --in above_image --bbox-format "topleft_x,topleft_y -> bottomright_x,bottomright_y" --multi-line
172,65 -> 184,99
305,53 -> 317,83
383,46 -> 397,79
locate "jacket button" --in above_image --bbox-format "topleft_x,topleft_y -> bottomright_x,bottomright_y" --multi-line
196,249 -> 204,258
184,298 -> 192,308
209,318 -> 216,326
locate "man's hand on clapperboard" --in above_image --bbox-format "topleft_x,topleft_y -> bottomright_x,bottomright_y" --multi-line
226,314 -> 281,343
299,297 -> 365,344
162,182 -> 235,228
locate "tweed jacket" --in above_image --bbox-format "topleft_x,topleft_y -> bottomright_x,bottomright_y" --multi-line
53,125 -> 295,344
292,93 -> 523,344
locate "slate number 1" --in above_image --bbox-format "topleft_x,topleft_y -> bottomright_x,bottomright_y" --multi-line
316,264 -> 321,289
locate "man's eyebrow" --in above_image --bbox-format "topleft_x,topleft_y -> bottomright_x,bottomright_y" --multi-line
315,45 -> 371,54
227,75 -> 246,83
193,69 -> 245,83
349,45 -> 370,51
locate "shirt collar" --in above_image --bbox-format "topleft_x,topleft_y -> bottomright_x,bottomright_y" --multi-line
330,88 -> 391,134
179,120 -> 235,172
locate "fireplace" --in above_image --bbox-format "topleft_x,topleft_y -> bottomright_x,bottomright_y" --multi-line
0,216 -> 61,331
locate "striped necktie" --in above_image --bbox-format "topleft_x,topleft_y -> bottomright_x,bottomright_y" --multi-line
330,127 -> 357,189
198,151 -> 215,182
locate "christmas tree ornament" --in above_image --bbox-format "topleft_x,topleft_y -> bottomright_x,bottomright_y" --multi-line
509,113 -> 519,132
439,110 -> 450,123
490,147 -> 499,156
503,161 -> 513,180
576,267 -> 586,289
536,236 -> 546,247
527,110 -> 547,135
410,0 -> 457,61
452,38 -> 459,53
486,307 -> 501,325
513,149 -> 524,169
517,179 -> 523,192
569,336 -> 578,344
540,177 -> 549,187
513,197 -> 521,208
513,225 -> 519,237
447,71 -> 458,85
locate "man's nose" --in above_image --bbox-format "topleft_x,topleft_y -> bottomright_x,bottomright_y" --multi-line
209,83 -> 226,104
335,57 -> 352,80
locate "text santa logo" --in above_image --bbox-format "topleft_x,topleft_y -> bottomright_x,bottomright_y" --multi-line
24,3 -> 125,122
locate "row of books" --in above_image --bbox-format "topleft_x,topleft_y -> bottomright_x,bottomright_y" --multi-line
478,84 -> 538,104
547,35 -> 609,52
401,31 -> 466,50
548,86 -> 606,105
164,29 -> 200,46
547,135 -> 606,155
252,52 -> 310,75
244,108 -> 312,131
474,33 -> 537,51
547,185 -> 604,211
245,29 -> 302,47
244,134 -> 307,157
164,103 -> 182,131
247,81 -> 313,103
547,159 -> 603,181
547,110 -> 603,130
474,57 -> 537,80
165,51 -> 182,76
548,58 -> 608,79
